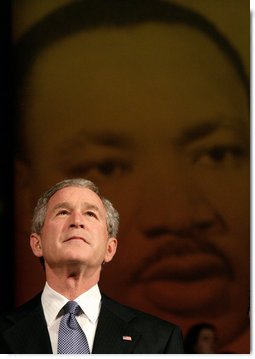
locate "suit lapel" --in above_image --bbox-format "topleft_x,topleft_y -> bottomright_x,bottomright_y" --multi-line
92,296 -> 141,354
3,294 -> 145,354
3,295 -> 52,354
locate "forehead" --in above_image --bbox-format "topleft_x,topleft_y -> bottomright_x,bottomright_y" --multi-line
30,23 -> 239,84
26,23 -> 247,106
23,23 -> 248,153
48,186 -> 104,211
29,22 -> 244,79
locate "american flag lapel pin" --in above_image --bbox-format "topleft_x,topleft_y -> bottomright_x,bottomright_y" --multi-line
122,335 -> 132,341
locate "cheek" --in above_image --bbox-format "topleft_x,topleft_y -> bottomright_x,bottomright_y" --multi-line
195,168 -> 249,231
40,236 -> 53,253
192,171 -> 249,281
40,225 -> 61,247
101,185 -> 140,231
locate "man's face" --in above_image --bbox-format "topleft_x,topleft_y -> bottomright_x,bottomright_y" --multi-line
30,186 -> 117,272
17,24 -> 249,347
195,328 -> 218,354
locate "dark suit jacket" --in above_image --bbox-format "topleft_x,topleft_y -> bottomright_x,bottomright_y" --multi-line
0,293 -> 184,354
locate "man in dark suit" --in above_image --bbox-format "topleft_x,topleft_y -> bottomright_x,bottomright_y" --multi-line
0,178 -> 184,353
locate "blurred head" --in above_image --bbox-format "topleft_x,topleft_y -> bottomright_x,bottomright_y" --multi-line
184,323 -> 218,354
14,0 -> 249,350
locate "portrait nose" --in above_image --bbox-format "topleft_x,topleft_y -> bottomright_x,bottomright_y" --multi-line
136,164 -> 218,238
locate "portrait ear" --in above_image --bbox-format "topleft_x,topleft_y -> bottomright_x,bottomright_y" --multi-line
104,237 -> 117,263
30,233 -> 43,258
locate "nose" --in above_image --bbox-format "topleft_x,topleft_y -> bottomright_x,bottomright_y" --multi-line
135,163 -> 222,238
69,211 -> 85,229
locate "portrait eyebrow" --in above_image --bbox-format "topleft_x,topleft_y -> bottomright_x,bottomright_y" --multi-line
57,131 -> 135,163
175,117 -> 249,147
63,131 -> 134,150
86,132 -> 135,149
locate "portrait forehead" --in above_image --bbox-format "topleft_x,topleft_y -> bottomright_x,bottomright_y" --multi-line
22,23 -> 248,147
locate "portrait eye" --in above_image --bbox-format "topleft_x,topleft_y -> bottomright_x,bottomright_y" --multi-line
97,160 -> 125,176
90,159 -> 131,178
66,158 -> 132,181
193,144 -> 247,169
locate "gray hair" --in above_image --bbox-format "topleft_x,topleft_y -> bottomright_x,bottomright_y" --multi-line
31,178 -> 119,237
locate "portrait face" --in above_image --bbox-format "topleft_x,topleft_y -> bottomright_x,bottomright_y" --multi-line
16,23 -> 249,348
30,186 -> 117,273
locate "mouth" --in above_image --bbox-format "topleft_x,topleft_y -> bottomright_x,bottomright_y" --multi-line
129,239 -> 234,315
64,236 -> 88,243
132,239 -> 233,284
136,253 -> 230,283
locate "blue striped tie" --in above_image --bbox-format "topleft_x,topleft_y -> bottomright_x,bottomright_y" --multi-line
57,301 -> 90,354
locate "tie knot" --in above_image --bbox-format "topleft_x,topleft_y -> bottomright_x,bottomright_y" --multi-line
64,301 -> 81,316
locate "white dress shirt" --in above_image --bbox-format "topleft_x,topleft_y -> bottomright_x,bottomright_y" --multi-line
41,282 -> 101,354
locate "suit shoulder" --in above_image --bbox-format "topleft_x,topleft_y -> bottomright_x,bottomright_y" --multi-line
101,294 -> 180,330
101,294 -> 184,353
0,293 -> 42,331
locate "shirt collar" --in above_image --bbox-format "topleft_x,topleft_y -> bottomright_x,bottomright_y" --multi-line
41,282 -> 101,326
75,284 -> 102,324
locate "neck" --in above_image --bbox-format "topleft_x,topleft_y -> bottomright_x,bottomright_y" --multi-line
45,263 -> 100,299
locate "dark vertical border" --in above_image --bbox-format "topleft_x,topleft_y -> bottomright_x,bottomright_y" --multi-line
0,0 -> 15,311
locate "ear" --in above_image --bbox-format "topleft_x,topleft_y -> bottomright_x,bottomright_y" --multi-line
30,233 -> 43,258
104,237 -> 117,263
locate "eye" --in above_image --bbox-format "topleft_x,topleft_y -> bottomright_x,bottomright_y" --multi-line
66,158 -> 132,182
96,160 -> 127,176
56,209 -> 69,216
86,211 -> 98,219
192,144 -> 247,169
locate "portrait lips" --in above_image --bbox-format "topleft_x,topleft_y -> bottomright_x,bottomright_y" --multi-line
130,237 -> 234,314
132,237 -> 233,282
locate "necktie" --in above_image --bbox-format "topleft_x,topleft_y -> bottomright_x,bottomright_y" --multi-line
57,301 -> 90,354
